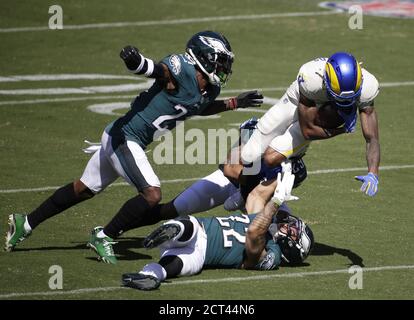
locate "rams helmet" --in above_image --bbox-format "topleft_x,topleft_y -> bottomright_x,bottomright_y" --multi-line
324,52 -> 363,109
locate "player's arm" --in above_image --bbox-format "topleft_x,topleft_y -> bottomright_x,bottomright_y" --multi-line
120,45 -> 169,80
360,105 -> 380,175
243,164 -> 298,269
199,90 -> 264,116
243,180 -> 279,269
354,104 -> 380,196
298,94 -> 346,140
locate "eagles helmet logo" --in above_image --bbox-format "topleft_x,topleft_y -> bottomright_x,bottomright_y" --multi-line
198,36 -> 234,58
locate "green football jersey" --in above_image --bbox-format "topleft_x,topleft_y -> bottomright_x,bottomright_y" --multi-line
199,213 -> 282,270
106,53 -> 221,149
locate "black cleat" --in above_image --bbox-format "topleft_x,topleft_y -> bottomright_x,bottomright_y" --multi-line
122,273 -> 161,291
143,223 -> 181,249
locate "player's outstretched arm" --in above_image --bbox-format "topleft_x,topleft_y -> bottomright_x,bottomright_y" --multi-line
199,90 -> 264,116
243,163 -> 298,269
355,105 -> 380,196
120,45 -> 167,80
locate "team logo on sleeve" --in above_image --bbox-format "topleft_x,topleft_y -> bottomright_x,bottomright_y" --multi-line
169,55 -> 182,75
319,1 -> 414,18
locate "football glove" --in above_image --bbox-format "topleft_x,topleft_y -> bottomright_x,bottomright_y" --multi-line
271,161 -> 299,206
227,90 -> 264,109
355,172 -> 379,197
120,45 -> 142,71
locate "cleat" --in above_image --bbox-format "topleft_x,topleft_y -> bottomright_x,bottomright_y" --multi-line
121,273 -> 161,291
4,214 -> 31,252
87,226 -> 118,264
143,223 -> 181,249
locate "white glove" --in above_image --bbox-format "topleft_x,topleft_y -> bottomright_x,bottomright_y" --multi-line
82,140 -> 102,154
271,161 -> 299,206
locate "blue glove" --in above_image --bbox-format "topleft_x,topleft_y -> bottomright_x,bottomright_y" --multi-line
355,172 -> 379,197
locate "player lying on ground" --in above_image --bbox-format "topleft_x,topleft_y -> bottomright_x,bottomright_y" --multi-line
4,31 -> 263,265
122,161 -> 314,290
240,52 -> 380,197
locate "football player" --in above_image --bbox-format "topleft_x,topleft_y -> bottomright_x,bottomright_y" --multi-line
4,31 -> 264,264
241,52 -> 380,197
122,162 -> 314,291
100,117 -> 307,235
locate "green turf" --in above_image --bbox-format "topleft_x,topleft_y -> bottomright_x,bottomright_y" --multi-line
0,0 -> 413,300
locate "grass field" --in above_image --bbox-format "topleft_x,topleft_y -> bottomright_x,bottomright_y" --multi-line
0,0 -> 413,300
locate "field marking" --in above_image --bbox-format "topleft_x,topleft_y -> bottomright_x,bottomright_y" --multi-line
0,11 -> 341,34
1,81 -> 413,105
1,164 -> 413,194
0,74 -> 139,82
0,264 -> 413,298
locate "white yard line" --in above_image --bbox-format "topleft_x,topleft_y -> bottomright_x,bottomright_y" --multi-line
0,81 -> 413,104
0,11 -> 341,33
0,264 -> 412,298
1,165 -> 413,194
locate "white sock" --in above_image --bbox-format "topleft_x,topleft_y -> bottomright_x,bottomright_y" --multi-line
97,230 -> 108,238
140,263 -> 167,281
24,217 -> 32,233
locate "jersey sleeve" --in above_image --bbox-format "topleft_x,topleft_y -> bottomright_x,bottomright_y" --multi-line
254,236 -> 282,270
297,61 -> 325,102
358,69 -> 379,110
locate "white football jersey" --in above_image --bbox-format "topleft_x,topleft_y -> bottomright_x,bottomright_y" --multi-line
286,57 -> 379,110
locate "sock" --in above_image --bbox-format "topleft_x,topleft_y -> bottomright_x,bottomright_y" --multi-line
27,183 -> 93,229
123,203 -> 164,232
159,255 -> 183,278
97,230 -> 107,238
140,262 -> 167,281
23,216 -> 32,233
103,195 -> 152,239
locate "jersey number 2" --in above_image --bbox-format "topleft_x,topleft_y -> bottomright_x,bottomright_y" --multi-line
152,105 -> 188,131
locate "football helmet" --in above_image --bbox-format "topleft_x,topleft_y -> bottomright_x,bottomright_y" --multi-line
272,215 -> 314,265
186,30 -> 234,86
324,52 -> 363,109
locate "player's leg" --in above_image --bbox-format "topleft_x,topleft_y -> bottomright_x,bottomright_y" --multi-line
122,216 -> 206,290
88,136 -> 162,263
173,169 -> 238,216
265,121 -> 310,167
118,168 -> 238,234
4,136 -> 117,252
241,93 -> 298,164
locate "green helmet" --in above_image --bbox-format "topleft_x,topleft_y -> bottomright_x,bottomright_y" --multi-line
186,30 -> 234,86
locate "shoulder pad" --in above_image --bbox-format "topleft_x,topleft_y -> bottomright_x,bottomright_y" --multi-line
359,69 -> 379,108
297,59 -> 326,100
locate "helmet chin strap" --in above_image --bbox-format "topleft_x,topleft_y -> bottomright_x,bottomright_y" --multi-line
187,48 -> 220,86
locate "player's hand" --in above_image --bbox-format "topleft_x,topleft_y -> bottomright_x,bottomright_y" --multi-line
355,172 -> 379,197
272,161 -> 299,206
120,45 -> 142,71
227,90 -> 263,109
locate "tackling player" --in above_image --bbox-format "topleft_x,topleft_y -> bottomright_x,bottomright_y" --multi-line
241,52 -> 380,197
4,31 -> 264,264
122,162 -> 314,291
